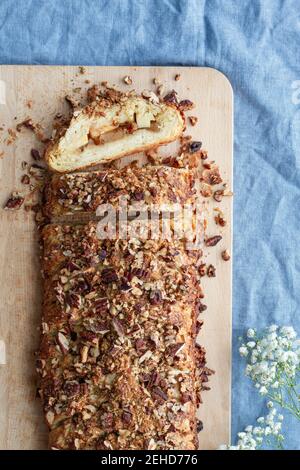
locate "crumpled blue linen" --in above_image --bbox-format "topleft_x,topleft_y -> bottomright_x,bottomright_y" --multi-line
0,0 -> 299,450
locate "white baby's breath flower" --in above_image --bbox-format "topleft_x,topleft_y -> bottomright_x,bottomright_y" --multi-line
267,401 -> 274,408
239,345 -> 248,357
259,386 -> 268,395
268,325 -> 278,333
247,328 -> 256,338
247,341 -> 256,349
280,326 -> 296,340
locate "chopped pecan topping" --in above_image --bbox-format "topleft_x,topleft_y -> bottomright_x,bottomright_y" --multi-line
57,332 -> 69,354
174,74 -> 181,81
101,268 -> 118,284
66,292 -> 81,309
149,289 -> 162,305
122,410 -> 132,424
196,301 -> 207,314
181,392 -> 192,404
152,387 -> 168,404
101,412 -> 114,430
132,190 -> 144,201
112,318 -> 125,337
135,338 -> 147,353
166,342 -> 185,358
64,381 -> 80,397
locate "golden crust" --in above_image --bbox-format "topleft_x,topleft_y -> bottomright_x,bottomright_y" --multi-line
43,165 -> 196,219
38,223 -> 203,450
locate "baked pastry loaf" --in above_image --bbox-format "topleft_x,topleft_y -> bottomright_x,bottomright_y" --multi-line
38,223 -> 204,450
43,165 -> 197,219
45,96 -> 184,173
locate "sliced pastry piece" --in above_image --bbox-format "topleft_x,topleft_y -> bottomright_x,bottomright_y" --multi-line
45,96 -> 184,172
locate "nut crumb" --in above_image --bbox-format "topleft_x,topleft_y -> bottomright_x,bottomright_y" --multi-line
21,174 -> 30,185
189,116 -> 198,126
4,192 -> 24,210
175,74 -> 181,81
207,264 -> 216,277
153,78 -> 161,86
156,84 -> 164,96
222,249 -> 231,261
123,75 -> 132,85
79,66 -> 86,75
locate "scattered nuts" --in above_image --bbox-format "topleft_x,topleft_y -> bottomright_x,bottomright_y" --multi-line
174,74 -> 181,81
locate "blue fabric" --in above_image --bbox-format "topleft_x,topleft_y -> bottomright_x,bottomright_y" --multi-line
1,0 -> 299,449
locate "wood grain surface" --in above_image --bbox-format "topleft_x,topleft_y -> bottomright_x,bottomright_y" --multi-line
0,65 -> 233,450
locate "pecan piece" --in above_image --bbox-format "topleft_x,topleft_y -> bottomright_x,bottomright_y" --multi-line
135,338 -> 147,353
178,99 -> 194,111
101,412 -> 114,431
4,192 -> 24,210
112,318 -> 125,337
63,381 -> 80,397
207,264 -> 216,277
31,148 -> 41,160
166,342 -> 185,358
149,289 -> 162,305
222,249 -> 231,261
198,263 -> 206,277
123,75 -> 132,85
57,332 -> 69,354
101,268 -> 118,284
205,235 -> 222,247
122,410 -> 132,424
213,190 -> 224,202
163,90 -> 178,105
189,141 -> 202,153
152,387 -> 168,404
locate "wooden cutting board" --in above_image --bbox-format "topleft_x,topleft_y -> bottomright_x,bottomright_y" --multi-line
0,66 -> 233,450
